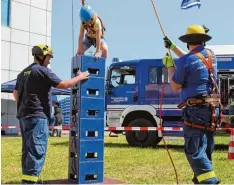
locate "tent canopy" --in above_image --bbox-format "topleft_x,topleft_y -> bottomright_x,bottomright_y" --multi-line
1,79 -> 71,95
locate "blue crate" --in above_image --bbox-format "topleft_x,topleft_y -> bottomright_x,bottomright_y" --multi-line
79,119 -> 104,140
78,140 -> 104,162
77,161 -> 104,184
81,56 -> 105,78
80,78 -> 105,98
72,56 -> 106,78
79,98 -> 105,119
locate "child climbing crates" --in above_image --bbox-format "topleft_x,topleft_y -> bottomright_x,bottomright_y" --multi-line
76,4 -> 108,59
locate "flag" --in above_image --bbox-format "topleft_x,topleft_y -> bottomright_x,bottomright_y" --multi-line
181,0 -> 201,9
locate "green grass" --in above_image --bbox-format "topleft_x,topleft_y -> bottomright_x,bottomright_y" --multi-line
1,135 -> 234,184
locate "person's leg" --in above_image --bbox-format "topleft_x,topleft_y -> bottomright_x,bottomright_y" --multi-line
230,117 -> 234,128
81,37 -> 92,54
100,39 -> 108,58
58,118 -> 63,137
19,118 -> 28,183
49,117 -> 54,136
183,125 -> 219,184
22,117 -> 49,184
206,131 -> 215,162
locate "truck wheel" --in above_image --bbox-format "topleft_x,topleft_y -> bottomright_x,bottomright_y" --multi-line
125,118 -> 161,147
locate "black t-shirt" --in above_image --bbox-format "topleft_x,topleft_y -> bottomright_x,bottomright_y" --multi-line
15,63 -> 62,120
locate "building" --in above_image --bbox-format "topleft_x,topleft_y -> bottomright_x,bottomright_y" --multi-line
1,0 -> 52,134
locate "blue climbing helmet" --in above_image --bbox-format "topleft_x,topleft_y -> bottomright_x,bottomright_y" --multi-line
79,5 -> 95,22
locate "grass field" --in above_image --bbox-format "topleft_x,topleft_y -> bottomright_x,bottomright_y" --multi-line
1,135 -> 234,184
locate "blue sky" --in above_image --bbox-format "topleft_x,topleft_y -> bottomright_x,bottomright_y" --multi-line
51,0 -> 234,80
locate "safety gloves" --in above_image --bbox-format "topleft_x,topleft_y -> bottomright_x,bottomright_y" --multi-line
163,36 -> 176,50
163,54 -> 174,68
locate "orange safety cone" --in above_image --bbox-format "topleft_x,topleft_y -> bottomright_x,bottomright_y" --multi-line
228,128 -> 234,160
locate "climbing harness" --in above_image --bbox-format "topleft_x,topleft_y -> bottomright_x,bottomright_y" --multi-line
150,0 -> 179,184
81,15 -> 106,38
178,50 -> 222,131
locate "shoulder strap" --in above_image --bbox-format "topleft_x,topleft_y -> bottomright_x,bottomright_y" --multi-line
193,50 -> 213,73
97,16 -> 106,32
81,21 -> 86,28
192,50 -> 220,96
82,17 -> 105,37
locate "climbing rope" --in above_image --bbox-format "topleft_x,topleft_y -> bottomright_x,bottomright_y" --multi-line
151,0 -> 179,184
71,0 -> 75,55
151,0 -> 176,68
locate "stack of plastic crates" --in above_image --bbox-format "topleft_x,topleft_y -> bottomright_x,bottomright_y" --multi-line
68,55 -> 105,183
59,97 -> 71,126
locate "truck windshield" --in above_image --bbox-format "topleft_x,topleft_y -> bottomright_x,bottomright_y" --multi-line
110,67 -> 136,88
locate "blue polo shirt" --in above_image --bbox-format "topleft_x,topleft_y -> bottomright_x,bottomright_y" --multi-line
172,46 -> 217,101
15,63 -> 62,120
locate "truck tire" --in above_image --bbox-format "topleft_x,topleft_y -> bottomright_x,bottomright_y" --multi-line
125,118 -> 161,147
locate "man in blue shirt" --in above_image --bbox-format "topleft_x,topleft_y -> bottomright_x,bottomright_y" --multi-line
13,44 -> 89,184
162,25 -> 220,184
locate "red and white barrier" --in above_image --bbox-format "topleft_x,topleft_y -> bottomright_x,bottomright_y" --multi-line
1,125 -> 69,130
104,127 -> 183,131
1,125 -> 20,129
1,125 -> 232,131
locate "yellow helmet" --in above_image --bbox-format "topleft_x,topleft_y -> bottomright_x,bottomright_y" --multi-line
179,25 -> 212,43
32,44 -> 53,58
